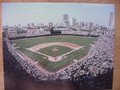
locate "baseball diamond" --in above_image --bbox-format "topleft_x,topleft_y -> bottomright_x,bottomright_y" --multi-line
11,35 -> 97,72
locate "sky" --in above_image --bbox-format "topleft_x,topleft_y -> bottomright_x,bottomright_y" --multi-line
2,3 -> 115,27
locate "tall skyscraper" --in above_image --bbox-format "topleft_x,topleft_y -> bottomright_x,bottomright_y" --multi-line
109,12 -> 114,27
72,18 -> 77,26
31,23 -> 35,27
63,14 -> 69,26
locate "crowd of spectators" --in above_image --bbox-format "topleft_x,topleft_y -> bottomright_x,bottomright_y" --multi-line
3,28 -> 114,82
4,38 -> 49,81
26,29 -> 50,37
53,30 -> 114,81
61,30 -> 89,36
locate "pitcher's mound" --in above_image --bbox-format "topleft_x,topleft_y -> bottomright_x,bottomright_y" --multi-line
52,48 -> 58,52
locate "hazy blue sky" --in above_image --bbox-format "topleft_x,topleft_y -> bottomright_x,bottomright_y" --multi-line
2,3 -> 115,27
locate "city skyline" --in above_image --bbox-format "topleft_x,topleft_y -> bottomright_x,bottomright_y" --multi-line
2,3 -> 115,27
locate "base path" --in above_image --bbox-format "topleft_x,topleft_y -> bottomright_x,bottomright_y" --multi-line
27,42 -> 81,52
26,42 -> 83,62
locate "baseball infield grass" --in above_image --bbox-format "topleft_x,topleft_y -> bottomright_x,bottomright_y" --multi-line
11,35 -> 97,72
38,45 -> 73,56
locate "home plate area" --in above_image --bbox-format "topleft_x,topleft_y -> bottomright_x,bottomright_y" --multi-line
27,42 -> 83,62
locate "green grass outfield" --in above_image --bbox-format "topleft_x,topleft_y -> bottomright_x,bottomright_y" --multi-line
11,35 -> 97,72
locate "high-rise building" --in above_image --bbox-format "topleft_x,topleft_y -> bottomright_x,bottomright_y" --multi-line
79,22 -> 82,27
72,18 -> 77,26
48,22 -> 53,27
31,23 -> 35,27
109,12 -> 113,27
63,14 -> 69,26
27,24 -> 31,28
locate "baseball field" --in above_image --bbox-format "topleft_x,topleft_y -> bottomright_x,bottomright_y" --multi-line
11,35 -> 97,72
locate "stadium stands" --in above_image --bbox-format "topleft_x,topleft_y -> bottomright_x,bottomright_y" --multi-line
3,26 -> 114,82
